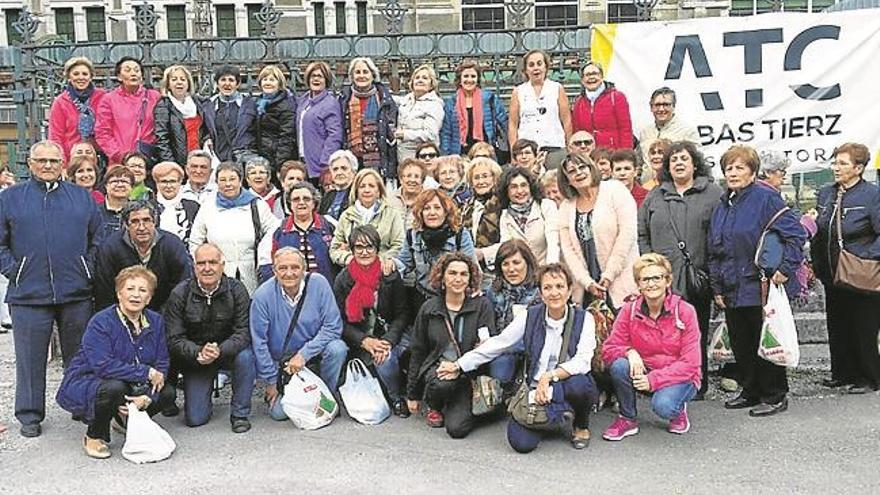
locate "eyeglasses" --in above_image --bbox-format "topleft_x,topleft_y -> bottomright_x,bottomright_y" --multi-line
583,71 -> 602,77
353,244 -> 377,254
108,179 -> 133,186
128,218 -> 155,227
125,163 -> 146,170
417,153 -> 438,159
31,157 -> 63,166
651,102 -> 673,109
639,275 -> 666,285
571,140 -> 594,147
158,179 -> 180,185
563,163 -> 590,177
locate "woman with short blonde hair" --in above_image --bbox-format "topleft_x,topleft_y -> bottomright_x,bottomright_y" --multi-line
395,64 -> 445,163
154,64 -> 206,167
49,56 -> 105,162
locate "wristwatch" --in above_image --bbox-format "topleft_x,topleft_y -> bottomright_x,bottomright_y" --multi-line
550,370 -> 560,383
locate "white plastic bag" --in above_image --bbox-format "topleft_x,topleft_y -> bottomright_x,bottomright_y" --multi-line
339,359 -> 391,425
281,367 -> 339,430
121,403 -> 176,464
708,322 -> 735,363
758,283 -> 800,367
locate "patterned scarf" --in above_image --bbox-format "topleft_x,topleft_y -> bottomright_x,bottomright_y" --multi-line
348,86 -> 380,160
508,199 -> 534,232
345,258 -> 382,323
493,280 -> 540,329
65,83 -> 96,140
455,88 -> 484,145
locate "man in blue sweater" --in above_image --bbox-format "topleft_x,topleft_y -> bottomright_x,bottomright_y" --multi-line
0,140 -> 101,437
249,246 -> 347,421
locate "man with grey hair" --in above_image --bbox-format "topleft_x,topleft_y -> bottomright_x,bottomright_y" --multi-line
0,139 -> 101,437
249,246 -> 347,421
92,199 -> 192,311
181,149 -> 218,205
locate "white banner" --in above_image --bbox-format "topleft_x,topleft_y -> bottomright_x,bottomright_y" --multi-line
591,11 -> 880,173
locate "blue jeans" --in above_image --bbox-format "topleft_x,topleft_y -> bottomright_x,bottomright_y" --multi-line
371,333 -> 410,402
268,339 -> 348,421
11,301 -> 92,426
608,357 -> 696,421
488,352 -> 518,385
182,348 -> 257,426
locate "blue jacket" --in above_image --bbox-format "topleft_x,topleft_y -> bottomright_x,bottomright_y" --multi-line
708,183 -> 806,307
56,306 -> 169,422
296,90 -> 344,178
249,273 -> 345,383
201,94 -> 254,162
0,180 -> 101,305
811,179 -> 880,284
394,228 -> 476,296
258,212 -> 336,284
93,229 -> 193,312
339,82 -> 398,179
440,90 -> 508,156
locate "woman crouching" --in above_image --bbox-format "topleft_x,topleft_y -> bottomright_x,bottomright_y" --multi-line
438,263 -> 598,452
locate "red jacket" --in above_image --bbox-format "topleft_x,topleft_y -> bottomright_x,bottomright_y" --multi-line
47,88 -> 106,162
571,84 -> 633,150
602,293 -> 702,391
630,182 -> 648,208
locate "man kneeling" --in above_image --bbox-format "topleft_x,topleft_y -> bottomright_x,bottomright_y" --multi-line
164,243 -> 255,433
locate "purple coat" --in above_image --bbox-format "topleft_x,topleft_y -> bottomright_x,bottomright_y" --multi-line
296,90 -> 344,178
56,306 -> 169,422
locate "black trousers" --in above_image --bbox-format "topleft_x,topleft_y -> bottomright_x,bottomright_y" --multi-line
825,286 -> 880,388
424,373 -> 474,439
725,306 -> 788,404
691,295 -> 712,394
87,379 -> 176,442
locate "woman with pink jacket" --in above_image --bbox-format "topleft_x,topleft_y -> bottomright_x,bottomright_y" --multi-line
48,57 -> 105,163
557,152 -> 638,308
95,57 -> 161,166
601,253 -> 702,441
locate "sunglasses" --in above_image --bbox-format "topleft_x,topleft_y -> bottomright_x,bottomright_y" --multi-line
417,153 -> 438,159
572,140 -> 594,147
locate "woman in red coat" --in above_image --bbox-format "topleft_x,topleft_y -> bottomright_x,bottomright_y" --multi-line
571,62 -> 633,150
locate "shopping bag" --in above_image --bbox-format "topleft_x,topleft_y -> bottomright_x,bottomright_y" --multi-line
121,403 -> 176,464
280,367 -> 339,430
708,322 -> 735,363
758,283 -> 800,367
339,359 -> 390,425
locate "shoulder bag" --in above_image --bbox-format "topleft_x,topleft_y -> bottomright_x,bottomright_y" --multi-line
442,315 -> 503,416
666,200 -> 710,300
276,273 -> 312,394
832,189 -> 880,293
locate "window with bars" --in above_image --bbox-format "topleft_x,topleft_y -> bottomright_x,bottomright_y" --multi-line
462,0 -> 505,31
335,2 -> 346,34
54,8 -> 76,42
730,0 -> 838,15
247,4 -> 262,36
167,5 -> 187,39
315,2 -> 326,35
216,5 -> 236,37
5,8 -> 22,45
535,1 -> 578,28
356,1 -> 367,34
606,1 -> 639,23
85,7 -> 106,42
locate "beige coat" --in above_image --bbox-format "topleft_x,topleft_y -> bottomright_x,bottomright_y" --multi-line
559,180 -> 639,307
484,198 -> 560,266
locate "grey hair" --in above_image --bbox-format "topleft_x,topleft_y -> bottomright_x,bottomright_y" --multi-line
216,161 -> 243,181
272,246 -> 306,266
758,150 -> 791,178
287,181 -> 321,208
121,198 -> 160,225
193,242 -> 226,262
29,140 -> 64,158
328,149 -> 359,172
187,149 -> 212,164
348,57 -> 380,81
244,155 -> 272,175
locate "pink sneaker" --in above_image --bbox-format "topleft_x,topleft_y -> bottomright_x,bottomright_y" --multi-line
668,404 -> 690,434
602,416 -> 639,441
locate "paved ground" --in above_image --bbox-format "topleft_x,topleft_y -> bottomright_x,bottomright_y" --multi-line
1,333 -> 879,494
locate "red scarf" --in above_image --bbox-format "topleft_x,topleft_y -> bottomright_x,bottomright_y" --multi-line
345,258 -> 382,323
455,88 -> 485,145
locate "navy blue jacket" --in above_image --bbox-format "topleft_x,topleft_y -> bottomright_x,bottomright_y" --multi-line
708,183 -> 806,307
811,179 -> 880,284
56,306 -> 169,422
339,83 -> 399,179
0,180 -> 101,305
201,94 -> 254,162
258,212 -> 336,284
93,229 -> 192,312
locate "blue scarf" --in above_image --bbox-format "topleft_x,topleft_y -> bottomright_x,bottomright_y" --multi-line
216,188 -> 258,210
256,91 -> 284,116
65,83 -> 96,139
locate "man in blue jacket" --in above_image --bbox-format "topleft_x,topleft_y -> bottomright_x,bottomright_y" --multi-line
0,140 -> 102,437
249,246 -> 347,421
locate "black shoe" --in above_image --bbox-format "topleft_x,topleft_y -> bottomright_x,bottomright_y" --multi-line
571,428 -> 591,450
230,417 -> 251,433
847,384 -> 869,395
724,394 -> 759,410
161,403 -> 180,417
392,398 -> 411,418
749,398 -> 788,417
693,391 -> 706,401
20,423 -> 41,438
820,378 -> 847,388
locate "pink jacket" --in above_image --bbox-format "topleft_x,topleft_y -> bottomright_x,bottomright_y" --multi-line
95,86 -> 161,164
47,88 -> 106,162
602,293 -> 702,391
558,179 -> 639,307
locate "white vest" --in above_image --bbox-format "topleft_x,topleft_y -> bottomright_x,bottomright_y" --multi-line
516,79 -> 566,148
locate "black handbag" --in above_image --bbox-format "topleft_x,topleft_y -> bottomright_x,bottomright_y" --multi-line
488,94 -> 510,164
666,201 -> 710,300
276,273 -> 312,394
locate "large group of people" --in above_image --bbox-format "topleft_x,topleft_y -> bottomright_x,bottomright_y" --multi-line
0,49 -> 877,457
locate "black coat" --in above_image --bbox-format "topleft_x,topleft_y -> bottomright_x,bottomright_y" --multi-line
241,91 -> 297,171
318,187 -> 351,220
333,268 -> 408,349
200,95 -> 253,163
339,83 -> 398,178
93,229 -> 193,312
154,96 -> 207,166
163,275 -> 252,367
406,294 -> 495,400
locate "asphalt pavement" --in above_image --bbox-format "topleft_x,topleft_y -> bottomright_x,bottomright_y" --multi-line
1,334 -> 879,495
